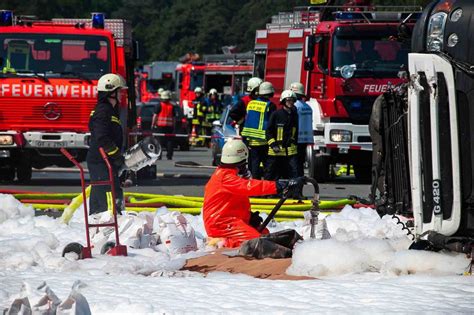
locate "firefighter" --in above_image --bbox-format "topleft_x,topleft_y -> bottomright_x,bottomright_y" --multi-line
191,87 -> 207,146
86,73 -> 128,215
240,81 -> 276,179
206,88 -> 222,122
203,88 -> 221,145
229,77 -> 262,126
152,90 -> 179,160
290,82 -> 313,177
202,138 -> 304,248
265,90 -> 299,180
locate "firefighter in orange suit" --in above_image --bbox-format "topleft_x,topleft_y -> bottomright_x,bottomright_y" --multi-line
152,90 -> 179,160
202,138 -> 304,248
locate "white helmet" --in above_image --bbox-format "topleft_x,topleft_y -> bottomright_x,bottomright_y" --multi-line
280,89 -> 296,103
194,87 -> 203,93
221,138 -> 249,164
247,77 -> 263,93
209,88 -> 218,95
160,90 -> 171,100
258,81 -> 274,96
97,73 -> 128,92
158,88 -> 165,94
289,82 -> 305,96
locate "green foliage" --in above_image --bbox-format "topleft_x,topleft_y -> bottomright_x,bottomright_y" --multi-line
1,0 -> 433,62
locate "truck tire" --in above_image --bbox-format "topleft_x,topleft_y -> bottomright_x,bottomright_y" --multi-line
312,155 -> 330,183
354,164 -> 371,184
0,166 -> 15,182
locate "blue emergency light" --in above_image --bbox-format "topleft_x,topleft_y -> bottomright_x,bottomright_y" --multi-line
91,12 -> 105,29
335,12 -> 367,21
350,101 -> 362,110
0,10 -> 13,26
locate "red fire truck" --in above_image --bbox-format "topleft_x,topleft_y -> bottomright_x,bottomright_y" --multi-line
0,11 -> 137,182
176,54 -> 253,121
254,4 -> 419,182
175,62 -> 205,120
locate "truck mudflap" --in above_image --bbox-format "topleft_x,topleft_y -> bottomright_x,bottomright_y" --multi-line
408,53 -> 461,237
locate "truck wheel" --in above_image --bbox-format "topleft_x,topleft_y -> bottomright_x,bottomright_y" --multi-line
312,155 -> 330,183
354,164 -> 371,184
0,166 -> 15,182
16,164 -> 32,182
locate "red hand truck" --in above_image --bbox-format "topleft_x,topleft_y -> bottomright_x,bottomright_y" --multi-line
61,147 -> 127,259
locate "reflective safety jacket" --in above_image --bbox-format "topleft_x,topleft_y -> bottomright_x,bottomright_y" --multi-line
87,100 -> 123,164
155,101 -> 175,127
241,98 -> 276,146
266,108 -> 298,156
205,99 -> 222,122
295,99 -> 314,144
192,96 -> 207,125
203,166 -> 277,248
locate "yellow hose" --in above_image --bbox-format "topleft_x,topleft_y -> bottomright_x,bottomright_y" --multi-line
59,186 -> 91,224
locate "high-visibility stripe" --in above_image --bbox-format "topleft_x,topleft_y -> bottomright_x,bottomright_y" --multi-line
106,191 -> 113,213
277,126 -> 283,141
268,138 -> 276,145
248,139 -> 267,146
111,116 -> 121,125
107,147 -> 119,156
268,144 -> 297,156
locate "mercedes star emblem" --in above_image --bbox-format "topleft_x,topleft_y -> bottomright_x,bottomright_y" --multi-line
43,102 -> 62,121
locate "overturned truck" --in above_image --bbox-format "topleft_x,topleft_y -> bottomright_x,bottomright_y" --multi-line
371,0 -> 474,254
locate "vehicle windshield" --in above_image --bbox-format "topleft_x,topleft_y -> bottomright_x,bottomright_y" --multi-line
190,70 -> 204,90
332,35 -> 410,77
0,33 -> 110,80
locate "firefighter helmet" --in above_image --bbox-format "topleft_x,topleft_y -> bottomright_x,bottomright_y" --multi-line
97,73 -> 128,92
160,90 -> 171,100
194,87 -> 203,94
247,77 -> 263,93
290,82 -> 305,96
280,90 -> 296,103
258,81 -> 274,96
158,88 -> 165,94
209,88 -> 218,95
221,138 -> 249,164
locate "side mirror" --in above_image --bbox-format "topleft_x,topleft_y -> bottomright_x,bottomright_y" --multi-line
304,35 -> 321,59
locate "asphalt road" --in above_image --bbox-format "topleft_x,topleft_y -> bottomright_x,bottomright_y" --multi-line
0,148 -> 370,200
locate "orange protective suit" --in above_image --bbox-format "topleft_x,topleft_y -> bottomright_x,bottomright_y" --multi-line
203,166 -> 277,248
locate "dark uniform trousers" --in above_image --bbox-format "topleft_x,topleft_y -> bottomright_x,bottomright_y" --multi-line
296,143 -> 308,177
88,161 -> 124,215
157,126 -> 174,159
265,155 -> 298,180
248,145 -> 268,179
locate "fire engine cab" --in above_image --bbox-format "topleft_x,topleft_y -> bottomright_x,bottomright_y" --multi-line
0,11 -> 136,182
254,4 -> 420,182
